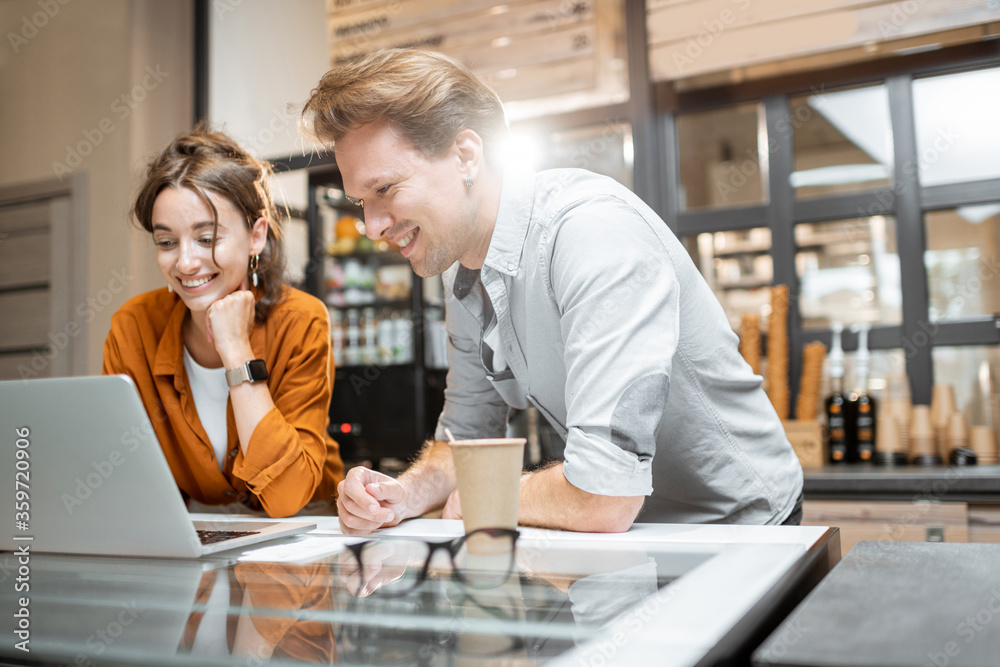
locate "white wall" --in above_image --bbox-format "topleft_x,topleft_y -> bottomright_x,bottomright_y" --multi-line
0,0 -> 194,374
209,0 -> 330,181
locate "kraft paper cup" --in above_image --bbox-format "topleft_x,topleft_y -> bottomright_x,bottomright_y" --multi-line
970,426 -> 999,465
931,383 -> 957,423
946,412 -> 970,453
875,415 -> 900,454
449,438 -> 525,554
874,414 -> 908,466
909,406 -> 937,460
931,383 -> 957,454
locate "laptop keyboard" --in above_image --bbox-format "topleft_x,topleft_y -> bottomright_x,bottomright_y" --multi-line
196,529 -> 260,545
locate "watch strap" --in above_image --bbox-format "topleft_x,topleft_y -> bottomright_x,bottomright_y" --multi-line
225,359 -> 267,387
225,364 -> 251,387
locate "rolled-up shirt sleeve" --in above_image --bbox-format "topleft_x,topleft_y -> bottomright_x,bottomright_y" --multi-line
547,197 -> 680,497
435,270 -> 510,441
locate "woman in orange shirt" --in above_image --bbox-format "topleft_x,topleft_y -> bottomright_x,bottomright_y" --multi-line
103,127 -> 343,518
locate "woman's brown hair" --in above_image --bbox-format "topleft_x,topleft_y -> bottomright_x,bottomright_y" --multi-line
132,125 -> 286,322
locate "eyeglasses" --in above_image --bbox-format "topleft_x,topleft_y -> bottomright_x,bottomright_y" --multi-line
339,528 -> 519,598
345,195 -> 364,209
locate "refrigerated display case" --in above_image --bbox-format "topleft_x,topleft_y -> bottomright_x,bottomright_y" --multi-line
306,168 -> 447,468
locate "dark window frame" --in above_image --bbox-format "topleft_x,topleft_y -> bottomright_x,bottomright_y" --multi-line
662,44 -> 1000,411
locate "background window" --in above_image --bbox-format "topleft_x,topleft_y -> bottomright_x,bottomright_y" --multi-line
912,67 -> 1000,187
684,228 -> 772,331
820,348 -> 906,403
547,122 -> 634,190
795,217 -> 902,330
790,84 -> 893,199
925,204 -> 1000,323
676,103 -> 766,210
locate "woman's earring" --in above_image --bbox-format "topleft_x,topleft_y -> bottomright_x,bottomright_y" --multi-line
167,284 -> 173,293
466,174 -> 473,188
249,254 -> 260,288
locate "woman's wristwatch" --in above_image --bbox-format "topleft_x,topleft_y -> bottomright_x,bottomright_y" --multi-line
225,359 -> 268,387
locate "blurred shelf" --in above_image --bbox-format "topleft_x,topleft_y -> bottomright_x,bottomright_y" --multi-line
711,244 -> 770,257
717,279 -> 772,290
326,299 -> 413,311
327,250 -> 407,263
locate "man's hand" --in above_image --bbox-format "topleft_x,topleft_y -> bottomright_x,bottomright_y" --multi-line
441,488 -> 462,520
337,467 -> 408,534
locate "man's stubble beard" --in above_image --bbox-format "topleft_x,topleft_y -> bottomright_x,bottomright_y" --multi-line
411,204 -> 480,278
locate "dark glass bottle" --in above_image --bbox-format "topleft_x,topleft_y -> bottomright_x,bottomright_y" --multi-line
827,375 -> 849,463
848,323 -> 876,463
850,389 -> 877,462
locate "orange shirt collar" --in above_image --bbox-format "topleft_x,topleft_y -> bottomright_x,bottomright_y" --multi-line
151,294 -> 269,382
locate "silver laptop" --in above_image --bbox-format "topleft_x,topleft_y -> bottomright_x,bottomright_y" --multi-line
1,375 -> 315,557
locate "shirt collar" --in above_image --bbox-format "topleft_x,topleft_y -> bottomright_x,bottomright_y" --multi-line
153,296 -> 190,379
483,165 -> 535,277
152,294 -> 268,382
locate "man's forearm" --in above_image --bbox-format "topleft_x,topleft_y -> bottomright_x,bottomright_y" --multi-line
397,440 -> 457,519
518,462 -> 644,533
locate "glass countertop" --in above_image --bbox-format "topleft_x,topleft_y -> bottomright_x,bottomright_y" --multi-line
1,520 -> 833,666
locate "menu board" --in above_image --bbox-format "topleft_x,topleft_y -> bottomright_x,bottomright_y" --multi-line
326,0 -> 628,120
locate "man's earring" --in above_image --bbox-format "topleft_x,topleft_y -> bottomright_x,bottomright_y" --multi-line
466,174 -> 473,188
249,254 -> 260,287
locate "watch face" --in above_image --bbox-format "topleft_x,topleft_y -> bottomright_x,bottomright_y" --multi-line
247,359 -> 268,382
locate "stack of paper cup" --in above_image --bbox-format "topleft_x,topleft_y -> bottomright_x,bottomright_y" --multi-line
909,405 -> 941,466
882,374 -> 912,455
946,412 -> 970,457
931,383 -> 957,460
970,426 -> 999,465
874,414 -> 908,465
883,401 -> 911,456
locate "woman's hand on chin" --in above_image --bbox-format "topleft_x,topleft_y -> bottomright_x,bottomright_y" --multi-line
205,280 -> 256,365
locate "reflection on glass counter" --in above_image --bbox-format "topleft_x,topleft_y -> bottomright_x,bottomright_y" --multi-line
790,84 -> 893,199
795,216 -> 902,330
925,204 -> 1000,323
684,227 -> 772,331
676,102 -> 766,211
6,538 -> 712,667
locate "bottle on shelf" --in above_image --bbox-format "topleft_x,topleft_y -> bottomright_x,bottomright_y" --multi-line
393,311 -> 414,364
361,307 -> 378,365
345,308 -> 361,366
849,322 -> 877,463
826,322 -> 850,464
330,308 -> 345,368
377,314 -> 395,365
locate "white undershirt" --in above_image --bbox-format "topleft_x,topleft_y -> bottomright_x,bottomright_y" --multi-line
183,347 -> 229,471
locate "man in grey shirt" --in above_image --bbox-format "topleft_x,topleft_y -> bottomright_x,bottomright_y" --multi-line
304,49 -> 803,534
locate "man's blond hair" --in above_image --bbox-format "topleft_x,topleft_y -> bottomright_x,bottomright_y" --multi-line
302,49 -> 509,167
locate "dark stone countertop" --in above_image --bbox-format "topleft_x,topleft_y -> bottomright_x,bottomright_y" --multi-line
803,464 -> 1000,501
753,541 -> 1000,667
